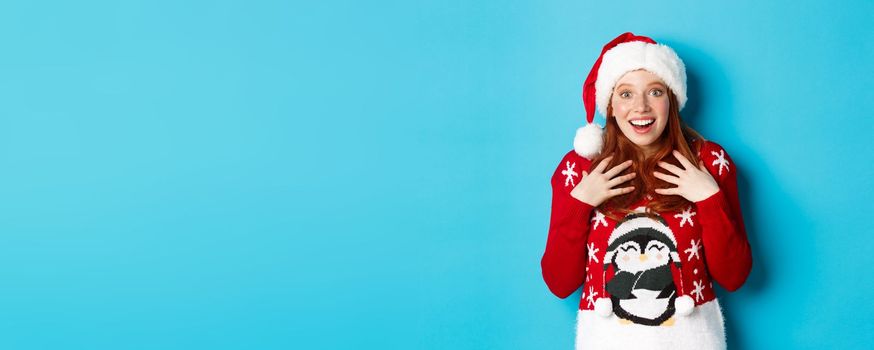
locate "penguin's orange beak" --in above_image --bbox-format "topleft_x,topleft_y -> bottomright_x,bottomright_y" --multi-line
639,254 -> 648,262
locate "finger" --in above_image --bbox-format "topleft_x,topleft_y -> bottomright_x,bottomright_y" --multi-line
654,187 -> 679,196
607,172 -> 636,187
698,160 -> 707,171
652,171 -> 680,185
593,155 -> 614,173
672,150 -> 695,170
603,159 -> 633,178
608,186 -> 635,197
657,161 -> 685,175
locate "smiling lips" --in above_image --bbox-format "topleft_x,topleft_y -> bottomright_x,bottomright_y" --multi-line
629,118 -> 655,134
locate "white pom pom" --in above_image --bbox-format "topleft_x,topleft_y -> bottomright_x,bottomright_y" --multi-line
573,123 -> 604,159
674,295 -> 694,316
594,297 -> 613,317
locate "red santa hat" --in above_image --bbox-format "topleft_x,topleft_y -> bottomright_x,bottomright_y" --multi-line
574,32 -> 688,158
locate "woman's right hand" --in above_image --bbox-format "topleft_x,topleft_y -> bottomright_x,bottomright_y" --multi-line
570,155 -> 637,207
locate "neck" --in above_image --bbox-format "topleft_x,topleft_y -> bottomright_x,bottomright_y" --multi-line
640,144 -> 657,159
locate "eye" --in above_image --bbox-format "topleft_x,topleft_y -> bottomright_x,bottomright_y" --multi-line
619,90 -> 632,99
649,89 -> 664,97
620,245 -> 639,252
647,243 -> 665,253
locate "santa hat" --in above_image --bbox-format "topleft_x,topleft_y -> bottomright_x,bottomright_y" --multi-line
593,213 -> 696,318
574,32 -> 688,158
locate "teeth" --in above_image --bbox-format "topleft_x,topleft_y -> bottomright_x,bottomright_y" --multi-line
631,119 -> 655,126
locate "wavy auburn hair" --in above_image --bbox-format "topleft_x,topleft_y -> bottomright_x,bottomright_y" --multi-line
591,88 -> 707,221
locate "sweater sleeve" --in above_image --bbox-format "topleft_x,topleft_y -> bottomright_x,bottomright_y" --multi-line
540,150 -> 595,299
694,142 -> 753,292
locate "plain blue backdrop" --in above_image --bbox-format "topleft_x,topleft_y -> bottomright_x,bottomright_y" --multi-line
0,0 -> 871,349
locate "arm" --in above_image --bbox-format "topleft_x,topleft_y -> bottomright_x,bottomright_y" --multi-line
694,142 -> 753,291
540,151 -> 595,299
605,270 -> 639,299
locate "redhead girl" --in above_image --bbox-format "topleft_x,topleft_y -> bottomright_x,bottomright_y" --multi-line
540,32 -> 752,349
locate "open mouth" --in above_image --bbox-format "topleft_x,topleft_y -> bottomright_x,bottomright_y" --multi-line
629,119 -> 655,134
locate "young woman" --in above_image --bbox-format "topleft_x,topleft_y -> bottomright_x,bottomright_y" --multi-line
540,32 -> 752,349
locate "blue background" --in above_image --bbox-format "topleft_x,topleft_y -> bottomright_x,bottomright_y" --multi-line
0,0 -> 871,349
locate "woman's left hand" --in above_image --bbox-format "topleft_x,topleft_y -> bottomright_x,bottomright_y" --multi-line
653,150 -> 721,202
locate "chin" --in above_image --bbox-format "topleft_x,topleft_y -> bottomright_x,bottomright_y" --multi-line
621,126 -> 666,150
635,141 -> 656,148
624,135 -> 658,148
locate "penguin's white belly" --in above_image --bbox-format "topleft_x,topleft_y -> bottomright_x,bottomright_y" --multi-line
619,289 -> 670,319
575,299 -> 728,350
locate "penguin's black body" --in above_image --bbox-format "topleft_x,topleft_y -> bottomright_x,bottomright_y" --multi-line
605,226 -> 679,326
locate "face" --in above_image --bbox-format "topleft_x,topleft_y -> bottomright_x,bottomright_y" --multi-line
614,237 -> 671,273
610,69 -> 671,156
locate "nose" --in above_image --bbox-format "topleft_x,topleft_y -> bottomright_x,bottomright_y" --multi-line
639,254 -> 648,262
633,94 -> 651,112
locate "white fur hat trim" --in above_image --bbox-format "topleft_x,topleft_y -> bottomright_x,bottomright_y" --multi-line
594,41 -> 687,117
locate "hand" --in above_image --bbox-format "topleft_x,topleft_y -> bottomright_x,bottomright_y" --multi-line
653,150 -> 720,202
570,155 -> 636,207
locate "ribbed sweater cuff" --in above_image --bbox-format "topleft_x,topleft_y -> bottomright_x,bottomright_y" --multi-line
695,189 -> 728,214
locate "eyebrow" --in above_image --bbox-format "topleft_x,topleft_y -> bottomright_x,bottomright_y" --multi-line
616,82 -> 666,89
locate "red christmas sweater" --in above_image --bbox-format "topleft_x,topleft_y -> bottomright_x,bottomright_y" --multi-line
540,140 -> 752,349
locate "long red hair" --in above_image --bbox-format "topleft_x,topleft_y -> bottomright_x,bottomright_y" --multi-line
591,89 -> 707,221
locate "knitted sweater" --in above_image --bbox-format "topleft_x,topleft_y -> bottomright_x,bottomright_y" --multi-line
540,140 -> 752,350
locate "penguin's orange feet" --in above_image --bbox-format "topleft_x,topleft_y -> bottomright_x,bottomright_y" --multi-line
661,317 -> 675,327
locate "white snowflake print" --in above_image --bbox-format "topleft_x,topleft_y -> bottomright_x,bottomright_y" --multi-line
591,210 -> 607,230
691,280 -> 705,302
586,286 -> 598,308
561,161 -> 578,187
711,149 -> 730,176
674,206 -> 697,227
685,239 -> 702,261
587,243 -> 600,263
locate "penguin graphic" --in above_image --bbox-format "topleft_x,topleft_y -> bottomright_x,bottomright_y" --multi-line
602,213 -> 684,326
